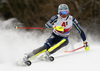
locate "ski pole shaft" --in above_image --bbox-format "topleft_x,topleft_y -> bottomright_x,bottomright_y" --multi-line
64,46 -> 84,53
15,26 -> 44,29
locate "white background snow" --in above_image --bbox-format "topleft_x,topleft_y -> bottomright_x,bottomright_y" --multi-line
0,19 -> 100,71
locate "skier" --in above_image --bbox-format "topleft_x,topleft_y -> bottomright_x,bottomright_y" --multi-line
18,4 -> 89,66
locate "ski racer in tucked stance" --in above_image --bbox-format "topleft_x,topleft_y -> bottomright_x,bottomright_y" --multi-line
18,4 -> 89,66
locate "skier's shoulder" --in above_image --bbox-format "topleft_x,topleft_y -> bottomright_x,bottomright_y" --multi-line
69,15 -> 78,24
47,15 -> 58,25
50,15 -> 58,20
68,15 -> 74,19
68,15 -> 77,21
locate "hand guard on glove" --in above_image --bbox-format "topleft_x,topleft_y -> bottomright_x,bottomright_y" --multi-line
53,26 -> 64,32
83,41 -> 89,51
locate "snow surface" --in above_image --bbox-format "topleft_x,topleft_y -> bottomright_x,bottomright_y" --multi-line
0,19 -> 100,71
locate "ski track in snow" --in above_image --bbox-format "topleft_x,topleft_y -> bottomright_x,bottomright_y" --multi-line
0,19 -> 100,71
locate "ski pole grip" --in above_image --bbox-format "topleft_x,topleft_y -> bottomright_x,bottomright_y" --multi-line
15,26 -> 18,29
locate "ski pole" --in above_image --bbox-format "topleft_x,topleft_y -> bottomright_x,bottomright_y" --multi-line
15,26 -> 44,29
64,46 -> 84,53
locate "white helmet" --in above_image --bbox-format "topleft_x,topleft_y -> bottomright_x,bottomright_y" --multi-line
58,4 -> 69,14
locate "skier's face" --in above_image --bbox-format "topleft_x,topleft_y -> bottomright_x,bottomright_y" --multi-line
60,14 -> 68,18
60,11 -> 68,18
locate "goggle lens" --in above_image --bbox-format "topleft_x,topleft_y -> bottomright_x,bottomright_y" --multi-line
60,11 -> 68,15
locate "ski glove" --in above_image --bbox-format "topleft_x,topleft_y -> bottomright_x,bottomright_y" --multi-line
53,26 -> 64,32
83,41 -> 89,51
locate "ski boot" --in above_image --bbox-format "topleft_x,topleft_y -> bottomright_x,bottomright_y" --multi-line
40,51 -> 54,61
23,55 -> 32,66
17,54 -> 32,66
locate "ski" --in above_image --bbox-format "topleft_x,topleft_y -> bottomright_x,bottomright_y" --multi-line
64,46 -> 84,53
15,26 -> 44,29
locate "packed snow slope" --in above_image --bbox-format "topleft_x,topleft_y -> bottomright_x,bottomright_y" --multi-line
0,19 -> 100,71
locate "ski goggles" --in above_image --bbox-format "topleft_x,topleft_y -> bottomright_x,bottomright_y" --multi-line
60,11 -> 68,15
